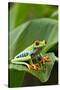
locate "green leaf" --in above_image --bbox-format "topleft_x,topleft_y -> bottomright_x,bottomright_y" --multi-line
51,10 -> 58,19
8,70 -> 25,87
9,18 -> 58,59
9,3 -> 57,31
9,53 -> 57,82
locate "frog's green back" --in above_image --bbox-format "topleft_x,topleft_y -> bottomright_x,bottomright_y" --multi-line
24,44 -> 34,52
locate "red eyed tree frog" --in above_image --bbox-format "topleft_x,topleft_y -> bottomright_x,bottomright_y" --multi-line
11,40 -> 49,70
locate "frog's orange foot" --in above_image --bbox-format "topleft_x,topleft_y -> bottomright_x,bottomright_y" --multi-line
34,63 -> 41,70
40,56 -> 50,64
27,64 -> 36,70
28,63 -> 40,70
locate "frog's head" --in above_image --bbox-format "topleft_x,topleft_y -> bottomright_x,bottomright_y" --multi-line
33,40 -> 46,49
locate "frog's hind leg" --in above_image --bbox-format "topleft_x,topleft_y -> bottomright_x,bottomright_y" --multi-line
29,59 -> 39,70
11,61 -> 31,69
11,61 -> 38,70
29,59 -> 35,69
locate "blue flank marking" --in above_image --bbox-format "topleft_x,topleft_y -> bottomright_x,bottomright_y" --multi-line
16,52 -> 29,58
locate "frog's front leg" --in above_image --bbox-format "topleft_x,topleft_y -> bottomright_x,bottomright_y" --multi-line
40,56 -> 49,64
37,54 -> 49,64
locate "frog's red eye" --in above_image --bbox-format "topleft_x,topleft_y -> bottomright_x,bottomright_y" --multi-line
35,41 -> 40,46
36,42 -> 39,45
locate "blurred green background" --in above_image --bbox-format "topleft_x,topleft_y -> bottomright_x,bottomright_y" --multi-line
9,3 -> 58,31
8,3 -> 58,87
